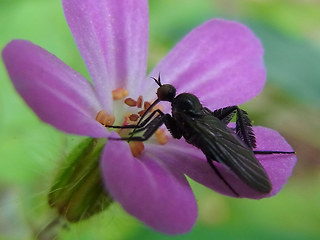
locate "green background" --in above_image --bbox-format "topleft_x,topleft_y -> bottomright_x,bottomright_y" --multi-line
1,0 -> 320,239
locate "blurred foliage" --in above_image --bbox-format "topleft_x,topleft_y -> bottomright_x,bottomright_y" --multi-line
1,0 -> 320,239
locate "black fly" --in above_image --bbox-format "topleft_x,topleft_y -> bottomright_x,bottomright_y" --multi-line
106,75 -> 295,196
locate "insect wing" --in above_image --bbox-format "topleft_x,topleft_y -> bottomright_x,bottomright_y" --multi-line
187,114 -> 271,193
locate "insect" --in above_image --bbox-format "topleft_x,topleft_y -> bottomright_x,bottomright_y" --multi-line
106,75 -> 295,196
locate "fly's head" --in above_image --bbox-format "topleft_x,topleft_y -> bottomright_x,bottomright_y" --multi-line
152,75 -> 176,102
156,84 -> 176,102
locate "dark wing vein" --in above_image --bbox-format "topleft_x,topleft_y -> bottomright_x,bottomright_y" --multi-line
186,114 -> 271,193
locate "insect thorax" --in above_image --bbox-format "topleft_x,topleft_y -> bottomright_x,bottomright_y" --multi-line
171,93 -> 203,118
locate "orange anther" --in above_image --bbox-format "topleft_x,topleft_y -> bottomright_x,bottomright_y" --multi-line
138,109 -> 146,116
129,114 -> 139,121
123,113 -> 131,124
129,141 -> 145,157
136,95 -> 143,108
112,88 -> 129,100
152,104 -> 164,112
124,98 -> 137,107
155,129 -> 168,145
144,101 -> 151,110
95,110 -> 115,126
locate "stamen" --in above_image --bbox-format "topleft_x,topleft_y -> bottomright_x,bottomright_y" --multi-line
155,129 -> 168,145
129,114 -> 139,121
95,110 -> 115,125
129,141 -> 144,157
136,96 -> 143,108
152,104 -> 164,112
138,109 -> 146,116
123,113 -> 132,125
124,98 -> 137,107
144,101 -> 151,110
112,88 -> 129,100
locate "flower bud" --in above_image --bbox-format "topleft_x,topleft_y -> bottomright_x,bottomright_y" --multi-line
48,138 -> 112,222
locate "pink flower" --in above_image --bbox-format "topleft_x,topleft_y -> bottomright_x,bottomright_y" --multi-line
2,0 -> 296,235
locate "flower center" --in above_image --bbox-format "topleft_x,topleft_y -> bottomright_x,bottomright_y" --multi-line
95,88 -> 168,157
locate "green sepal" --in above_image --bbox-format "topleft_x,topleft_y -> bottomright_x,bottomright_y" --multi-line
48,138 -> 112,222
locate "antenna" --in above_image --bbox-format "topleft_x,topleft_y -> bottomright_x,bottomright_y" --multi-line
151,73 -> 162,87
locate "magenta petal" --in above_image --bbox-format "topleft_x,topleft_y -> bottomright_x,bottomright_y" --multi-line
249,126 -> 297,197
2,40 -> 109,137
63,0 -> 149,108
147,19 -> 265,109
101,133 -> 197,234
152,126 -> 296,199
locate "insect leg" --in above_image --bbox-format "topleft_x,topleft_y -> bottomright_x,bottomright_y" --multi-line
164,115 -> 183,139
105,109 -> 164,130
126,98 -> 161,141
109,113 -> 171,141
212,106 -> 256,149
124,111 -> 182,139
211,106 -> 237,124
254,150 -> 295,154
129,111 -> 184,140
206,157 -> 239,197
127,110 -> 165,135
234,107 -> 256,149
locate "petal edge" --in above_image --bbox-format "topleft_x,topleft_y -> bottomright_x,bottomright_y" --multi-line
147,19 -> 266,110
2,40 -> 109,137
101,133 -> 197,234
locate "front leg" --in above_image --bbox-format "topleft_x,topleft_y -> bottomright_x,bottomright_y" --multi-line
105,109 -> 164,130
108,113 -> 167,141
130,112 -> 183,139
108,112 -> 183,142
108,111 -> 170,140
